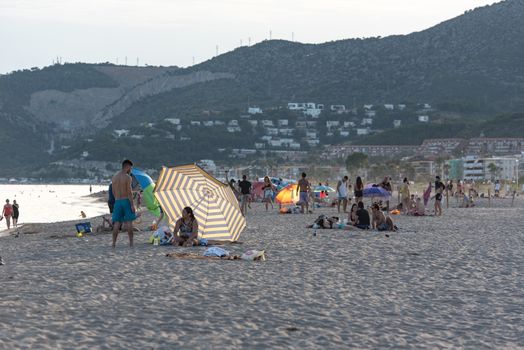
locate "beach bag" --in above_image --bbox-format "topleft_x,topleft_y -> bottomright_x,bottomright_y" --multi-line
149,226 -> 173,245
241,250 -> 266,261
75,222 -> 92,233
203,247 -> 230,257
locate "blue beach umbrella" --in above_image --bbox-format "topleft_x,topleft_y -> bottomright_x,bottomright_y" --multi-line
363,186 -> 391,198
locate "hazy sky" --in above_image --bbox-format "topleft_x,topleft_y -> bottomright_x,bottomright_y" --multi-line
0,0 -> 499,74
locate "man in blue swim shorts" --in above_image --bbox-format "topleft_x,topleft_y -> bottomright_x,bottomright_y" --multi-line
296,172 -> 311,214
111,159 -> 138,248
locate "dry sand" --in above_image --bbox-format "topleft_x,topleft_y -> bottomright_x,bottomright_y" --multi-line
1,197 -> 523,349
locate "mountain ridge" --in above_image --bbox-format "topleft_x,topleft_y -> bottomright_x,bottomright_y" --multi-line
1,0 -> 523,177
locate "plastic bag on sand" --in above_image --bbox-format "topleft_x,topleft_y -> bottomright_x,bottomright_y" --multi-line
203,247 -> 230,257
149,226 -> 173,245
241,250 -> 266,261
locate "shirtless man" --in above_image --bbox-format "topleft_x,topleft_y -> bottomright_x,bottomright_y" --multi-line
371,203 -> 395,231
111,159 -> 137,248
296,172 -> 311,214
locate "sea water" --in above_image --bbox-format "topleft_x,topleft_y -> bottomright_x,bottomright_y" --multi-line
0,184 -> 108,229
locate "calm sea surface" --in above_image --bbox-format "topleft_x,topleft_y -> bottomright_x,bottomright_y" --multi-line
0,184 -> 108,230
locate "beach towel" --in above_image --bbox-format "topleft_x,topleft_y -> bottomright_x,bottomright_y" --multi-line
166,252 -> 241,260
423,183 -> 432,206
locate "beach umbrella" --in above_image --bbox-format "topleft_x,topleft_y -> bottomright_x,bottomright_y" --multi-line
275,184 -> 299,206
363,185 -> 391,198
131,168 -> 161,217
154,164 -> 245,241
314,185 -> 335,192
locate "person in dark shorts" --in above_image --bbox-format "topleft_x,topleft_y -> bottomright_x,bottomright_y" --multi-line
355,201 -> 370,230
354,176 -> 364,204
12,200 -> 19,228
108,183 -> 115,214
434,176 -> 445,216
238,175 -> 252,216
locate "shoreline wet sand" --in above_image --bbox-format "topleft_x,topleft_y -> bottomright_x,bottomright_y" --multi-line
1,197 -> 523,348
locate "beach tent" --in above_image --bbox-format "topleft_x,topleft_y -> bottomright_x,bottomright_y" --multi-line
275,184 -> 299,206
130,168 -> 161,217
154,164 -> 245,241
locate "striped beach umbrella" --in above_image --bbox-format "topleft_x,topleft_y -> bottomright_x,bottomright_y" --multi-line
154,164 -> 245,241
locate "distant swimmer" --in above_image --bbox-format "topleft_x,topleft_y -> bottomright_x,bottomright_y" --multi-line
111,159 -> 138,248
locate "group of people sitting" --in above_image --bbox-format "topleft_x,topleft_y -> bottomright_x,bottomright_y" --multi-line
399,195 -> 427,216
308,201 -> 397,232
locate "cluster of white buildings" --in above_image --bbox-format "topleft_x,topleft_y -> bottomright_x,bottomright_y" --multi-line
109,101 -> 435,162
459,156 -> 520,181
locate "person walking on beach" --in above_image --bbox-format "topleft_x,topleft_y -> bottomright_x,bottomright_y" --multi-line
12,200 -> 19,228
2,199 -> 13,230
434,176 -> 445,216
262,176 -> 275,211
111,159 -> 137,248
336,176 -> 350,213
296,172 -> 311,214
238,175 -> 252,216
354,176 -> 364,204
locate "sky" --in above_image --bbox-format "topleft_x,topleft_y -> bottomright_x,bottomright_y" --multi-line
0,0 -> 499,74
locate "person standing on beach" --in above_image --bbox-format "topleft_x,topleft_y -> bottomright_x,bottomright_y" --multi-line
111,159 -> 137,248
238,175 -> 252,216
12,200 -> 19,228
354,176 -> 364,204
400,178 -> 411,214
434,176 -> 445,216
296,172 -> 311,214
262,176 -> 275,211
2,199 -> 13,230
336,176 -> 350,213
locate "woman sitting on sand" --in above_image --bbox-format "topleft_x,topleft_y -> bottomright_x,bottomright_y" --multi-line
348,203 -> 358,225
172,207 -> 199,247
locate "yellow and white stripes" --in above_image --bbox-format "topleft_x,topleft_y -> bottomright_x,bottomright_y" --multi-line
154,164 -> 245,241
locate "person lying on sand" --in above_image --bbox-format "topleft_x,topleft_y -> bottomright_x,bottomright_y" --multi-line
172,206 -> 199,247
371,204 -> 396,231
307,215 -> 340,229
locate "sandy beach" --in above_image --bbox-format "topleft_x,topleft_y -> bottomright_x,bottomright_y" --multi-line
1,197 -> 523,349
